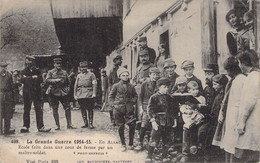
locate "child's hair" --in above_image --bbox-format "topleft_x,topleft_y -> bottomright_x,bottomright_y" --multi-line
187,81 -> 199,90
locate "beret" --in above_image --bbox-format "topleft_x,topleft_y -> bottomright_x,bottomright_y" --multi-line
156,77 -> 170,87
138,36 -> 147,42
163,58 -> 176,68
117,67 -> 129,77
212,74 -> 228,86
181,60 -> 194,69
175,76 -> 188,85
149,67 -> 160,74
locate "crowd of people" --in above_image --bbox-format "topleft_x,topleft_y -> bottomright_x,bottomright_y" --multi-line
0,8 -> 259,163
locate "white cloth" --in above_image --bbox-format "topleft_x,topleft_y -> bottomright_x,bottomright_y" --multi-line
235,71 -> 260,151
220,74 -> 246,154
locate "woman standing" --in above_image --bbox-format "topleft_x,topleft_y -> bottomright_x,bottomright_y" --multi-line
74,61 -> 97,129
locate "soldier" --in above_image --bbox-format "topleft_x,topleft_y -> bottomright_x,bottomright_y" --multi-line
162,58 -> 179,94
20,56 -> 51,133
108,54 -> 122,125
202,64 -> 219,117
101,70 -> 108,112
134,67 -> 160,151
146,77 -> 179,162
45,58 -> 76,130
108,67 -> 138,151
137,36 -> 156,66
74,61 -> 97,129
0,61 -> 15,135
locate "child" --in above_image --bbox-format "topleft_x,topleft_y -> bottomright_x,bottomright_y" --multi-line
135,67 -> 160,151
174,76 -> 188,94
181,60 -> 203,94
146,77 -> 178,162
108,67 -> 138,151
180,81 -> 206,162
74,61 -> 97,129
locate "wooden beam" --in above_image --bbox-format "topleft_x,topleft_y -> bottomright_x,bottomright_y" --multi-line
201,0 -> 218,68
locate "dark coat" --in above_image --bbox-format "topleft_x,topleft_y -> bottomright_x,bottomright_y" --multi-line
147,92 -> 178,127
209,88 -> 225,125
139,79 -> 157,110
20,66 -> 43,100
0,70 -> 15,119
108,65 -> 120,88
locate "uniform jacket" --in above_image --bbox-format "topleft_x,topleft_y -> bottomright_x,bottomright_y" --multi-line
139,79 -> 157,110
74,71 -> 97,99
0,70 -> 15,119
45,68 -> 70,96
236,70 -> 260,151
108,65 -> 120,88
133,62 -> 153,85
147,92 -> 178,127
20,66 -> 43,100
109,80 -> 138,106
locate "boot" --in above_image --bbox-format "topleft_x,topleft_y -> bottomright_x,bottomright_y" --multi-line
88,109 -> 94,129
109,110 -> 115,126
81,109 -> 88,128
4,119 -> 15,135
53,112 -> 60,130
65,110 -> 76,129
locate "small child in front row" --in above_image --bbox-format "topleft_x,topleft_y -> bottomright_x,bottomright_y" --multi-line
179,81 -> 206,162
108,67 -> 138,152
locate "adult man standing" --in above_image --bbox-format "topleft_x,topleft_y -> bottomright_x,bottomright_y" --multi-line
0,61 -> 15,135
45,58 -> 76,130
137,37 -> 156,66
107,54 -> 122,125
20,56 -> 51,133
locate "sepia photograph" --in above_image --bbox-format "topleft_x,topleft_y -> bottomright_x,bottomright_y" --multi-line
0,0 -> 259,162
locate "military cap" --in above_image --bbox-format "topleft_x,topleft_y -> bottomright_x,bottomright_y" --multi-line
212,74 -> 228,86
156,77 -> 170,87
0,61 -> 8,67
113,54 -> 122,62
26,55 -> 35,61
53,57 -> 62,63
223,57 -> 239,70
175,76 -> 188,85
79,61 -> 88,67
138,36 -> 147,42
203,64 -> 219,73
181,60 -> 194,69
158,43 -> 166,49
163,58 -> 176,68
149,67 -> 160,74
117,67 -> 129,77
138,49 -> 149,56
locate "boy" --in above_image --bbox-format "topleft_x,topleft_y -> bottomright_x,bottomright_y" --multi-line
179,81 -> 206,162
181,60 -> 203,94
108,67 -> 137,151
163,58 -> 179,94
135,67 -> 160,151
146,77 -> 178,162
174,76 -> 188,94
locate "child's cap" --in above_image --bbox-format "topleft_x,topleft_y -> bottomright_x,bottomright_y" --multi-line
156,77 -> 170,87
163,58 -> 176,69
117,67 -> 129,77
212,74 -> 228,86
149,67 -> 160,74
181,60 -> 194,69
176,76 -> 188,85
187,81 -> 198,89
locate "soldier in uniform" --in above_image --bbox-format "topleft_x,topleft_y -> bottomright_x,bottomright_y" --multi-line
162,58 -> 179,94
137,36 -> 156,66
45,58 -> 76,130
20,56 -> 51,133
108,54 -> 122,125
108,67 -> 138,151
0,61 -> 15,135
74,61 -> 97,129
146,77 -> 179,162
134,67 -> 160,151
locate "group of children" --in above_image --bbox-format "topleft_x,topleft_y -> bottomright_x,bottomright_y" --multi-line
108,58 -> 226,162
